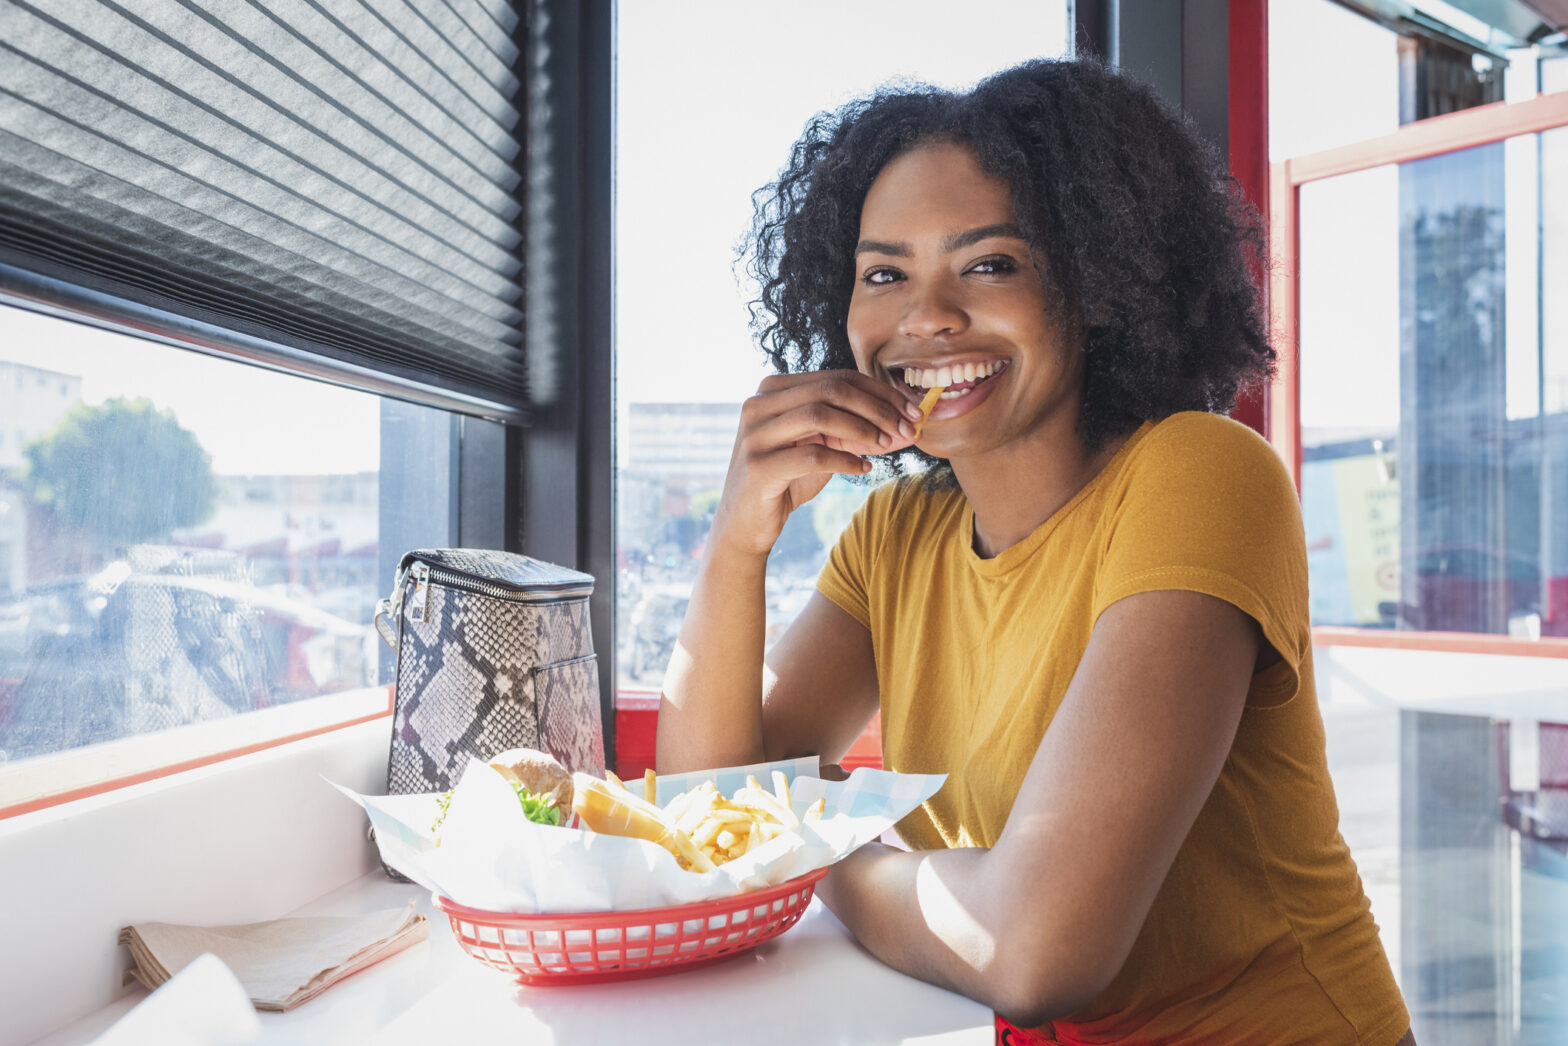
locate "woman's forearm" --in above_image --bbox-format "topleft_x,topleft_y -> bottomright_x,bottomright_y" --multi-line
818,844 -> 1105,1028
655,538 -> 770,773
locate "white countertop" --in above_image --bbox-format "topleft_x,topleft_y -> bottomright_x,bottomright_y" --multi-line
35,870 -> 995,1045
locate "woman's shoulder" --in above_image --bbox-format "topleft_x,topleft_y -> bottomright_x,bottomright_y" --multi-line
1123,411 -> 1293,492
1136,410 -> 1278,456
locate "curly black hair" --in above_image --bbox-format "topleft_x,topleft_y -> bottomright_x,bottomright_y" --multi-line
742,58 -> 1273,468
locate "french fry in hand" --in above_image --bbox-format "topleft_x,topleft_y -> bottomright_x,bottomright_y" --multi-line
643,767 -> 657,804
913,385 -> 944,439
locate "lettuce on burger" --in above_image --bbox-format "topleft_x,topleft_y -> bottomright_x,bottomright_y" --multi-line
432,747 -> 574,832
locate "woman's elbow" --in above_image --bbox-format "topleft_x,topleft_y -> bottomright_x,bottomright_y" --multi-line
983,940 -> 1120,1029
987,980 -> 1100,1032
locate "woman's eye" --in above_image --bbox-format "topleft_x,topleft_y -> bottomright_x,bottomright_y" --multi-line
861,267 -> 901,286
968,256 -> 1018,276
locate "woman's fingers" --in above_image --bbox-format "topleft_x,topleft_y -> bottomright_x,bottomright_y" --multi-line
746,371 -> 921,446
748,401 -> 895,457
707,370 -> 920,558
766,441 -> 875,481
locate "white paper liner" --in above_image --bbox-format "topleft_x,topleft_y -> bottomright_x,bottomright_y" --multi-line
333,757 -> 944,914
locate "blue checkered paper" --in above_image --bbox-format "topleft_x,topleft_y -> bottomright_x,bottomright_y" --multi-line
333,757 -> 944,914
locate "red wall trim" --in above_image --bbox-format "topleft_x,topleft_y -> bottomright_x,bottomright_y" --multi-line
610,689 -> 883,778
1227,0 -> 1269,438
1314,628 -> 1568,659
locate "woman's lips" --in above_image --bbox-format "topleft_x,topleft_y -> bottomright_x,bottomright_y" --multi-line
892,361 -> 1009,429
924,365 -> 1005,422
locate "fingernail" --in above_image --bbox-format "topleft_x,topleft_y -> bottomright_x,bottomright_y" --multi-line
904,404 -> 923,421
899,419 -> 915,439
878,431 -> 891,447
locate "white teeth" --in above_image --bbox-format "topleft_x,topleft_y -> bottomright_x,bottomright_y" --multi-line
901,362 -> 1003,388
938,387 -> 972,400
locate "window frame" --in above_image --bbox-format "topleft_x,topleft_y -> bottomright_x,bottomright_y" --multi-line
0,0 -> 617,815
1267,88 -> 1568,657
0,303 -> 511,819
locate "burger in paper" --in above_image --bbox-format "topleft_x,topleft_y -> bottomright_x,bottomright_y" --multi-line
433,747 -> 573,834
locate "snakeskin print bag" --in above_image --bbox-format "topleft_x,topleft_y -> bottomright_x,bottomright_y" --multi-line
373,549 -> 606,801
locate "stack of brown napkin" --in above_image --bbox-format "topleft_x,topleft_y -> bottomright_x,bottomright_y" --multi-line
119,903 -> 427,1012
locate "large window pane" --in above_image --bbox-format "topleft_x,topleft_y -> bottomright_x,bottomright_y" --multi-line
1299,128 -> 1566,639
0,305 -> 454,764
614,1 -> 1070,689
1299,126 -> 1568,1043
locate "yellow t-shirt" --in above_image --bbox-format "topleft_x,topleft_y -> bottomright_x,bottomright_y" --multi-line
816,411 -> 1408,1044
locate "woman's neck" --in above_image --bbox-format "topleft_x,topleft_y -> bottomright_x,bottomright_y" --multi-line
953,424 -> 1130,559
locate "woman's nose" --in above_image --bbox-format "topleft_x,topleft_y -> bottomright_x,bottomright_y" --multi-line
897,286 -> 969,340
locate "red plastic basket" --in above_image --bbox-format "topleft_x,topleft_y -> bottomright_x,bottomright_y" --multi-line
434,867 -> 829,985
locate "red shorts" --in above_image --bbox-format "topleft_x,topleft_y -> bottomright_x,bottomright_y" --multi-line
995,1014 -> 1058,1044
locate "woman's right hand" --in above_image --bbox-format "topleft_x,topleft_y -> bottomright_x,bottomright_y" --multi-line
710,370 -> 923,558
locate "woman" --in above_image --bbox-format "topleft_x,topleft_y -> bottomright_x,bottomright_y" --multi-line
657,59 -> 1412,1045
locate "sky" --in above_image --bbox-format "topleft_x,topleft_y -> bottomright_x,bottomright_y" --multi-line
1,305 -> 380,475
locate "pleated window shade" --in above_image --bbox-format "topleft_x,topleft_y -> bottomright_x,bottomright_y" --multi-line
0,0 -> 527,412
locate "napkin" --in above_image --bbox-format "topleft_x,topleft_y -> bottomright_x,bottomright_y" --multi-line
119,903 -> 428,1012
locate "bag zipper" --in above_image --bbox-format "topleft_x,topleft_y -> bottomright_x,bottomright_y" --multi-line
408,562 -> 432,623
408,562 -> 592,621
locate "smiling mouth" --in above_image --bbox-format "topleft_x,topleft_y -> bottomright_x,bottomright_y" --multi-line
898,360 -> 1009,400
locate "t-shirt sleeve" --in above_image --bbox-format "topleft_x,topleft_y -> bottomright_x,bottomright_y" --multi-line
815,481 -> 899,630
1095,415 -> 1311,707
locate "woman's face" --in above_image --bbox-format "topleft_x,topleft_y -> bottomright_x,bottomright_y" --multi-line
847,142 -> 1084,464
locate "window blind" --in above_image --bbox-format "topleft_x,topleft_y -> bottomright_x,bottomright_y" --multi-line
0,0 -> 526,414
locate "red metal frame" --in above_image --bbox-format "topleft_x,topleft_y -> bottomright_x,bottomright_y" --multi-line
612,688 -> 883,780
1227,0 -> 1270,438
1269,90 -> 1568,658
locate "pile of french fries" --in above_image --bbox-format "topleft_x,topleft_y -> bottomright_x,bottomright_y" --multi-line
602,768 -> 826,873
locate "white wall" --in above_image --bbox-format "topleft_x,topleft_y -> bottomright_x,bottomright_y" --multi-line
0,718 -> 390,1046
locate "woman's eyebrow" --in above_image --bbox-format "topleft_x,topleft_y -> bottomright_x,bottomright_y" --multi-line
941,223 -> 1024,252
854,223 -> 1025,258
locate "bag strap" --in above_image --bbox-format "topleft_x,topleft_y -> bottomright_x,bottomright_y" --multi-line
372,558 -> 418,650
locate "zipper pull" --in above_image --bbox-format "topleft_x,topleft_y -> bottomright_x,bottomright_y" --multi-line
408,562 -> 431,623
